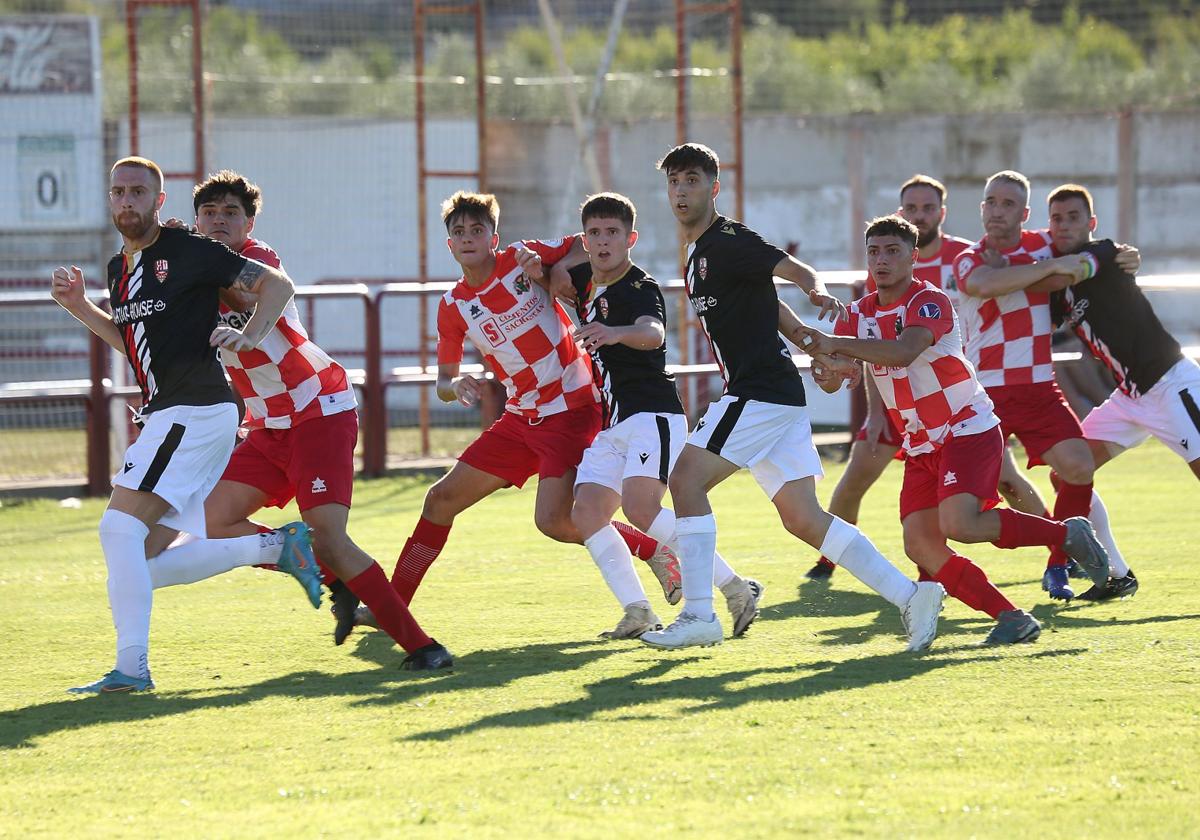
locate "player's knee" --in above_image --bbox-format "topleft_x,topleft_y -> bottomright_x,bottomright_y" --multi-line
535,509 -> 575,543
779,509 -> 824,547
1055,457 -> 1094,486
310,527 -> 352,564
422,479 -> 460,520
570,500 -> 604,538
937,508 -> 981,544
621,503 -> 657,534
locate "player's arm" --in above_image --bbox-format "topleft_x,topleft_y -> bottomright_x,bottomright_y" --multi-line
576,315 -> 664,353
961,254 -> 1090,299
435,361 -> 486,407
50,266 -> 126,355
778,300 -> 860,390
795,322 -> 936,369
210,260 -> 295,352
772,255 -> 846,323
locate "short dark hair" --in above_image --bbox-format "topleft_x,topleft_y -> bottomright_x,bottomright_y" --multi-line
985,170 -> 1031,205
111,156 -> 164,193
899,174 -> 946,205
193,169 -> 263,216
657,142 -> 719,179
441,190 -> 499,232
1047,183 -> 1095,217
864,214 -> 919,250
580,192 -> 636,230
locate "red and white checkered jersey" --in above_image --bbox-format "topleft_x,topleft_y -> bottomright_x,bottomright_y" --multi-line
836,279 -> 999,456
953,229 -> 1055,388
437,237 -> 599,419
218,238 -> 357,430
865,235 -> 973,306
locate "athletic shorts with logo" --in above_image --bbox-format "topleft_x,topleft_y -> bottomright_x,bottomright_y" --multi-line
1083,357 -> 1200,461
687,395 -> 824,499
575,412 -> 689,493
899,425 -> 1004,520
988,380 -> 1084,467
459,402 -> 603,488
113,402 -> 239,536
220,409 -> 359,511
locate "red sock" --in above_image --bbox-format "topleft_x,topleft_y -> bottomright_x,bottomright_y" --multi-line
1047,477 -> 1093,568
391,517 -> 452,604
933,554 -> 1016,619
612,520 -> 657,562
816,556 -> 837,571
346,562 -> 434,653
993,508 -> 1067,550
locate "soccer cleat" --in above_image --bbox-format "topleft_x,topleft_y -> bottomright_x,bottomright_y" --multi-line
329,580 -> 361,646
720,576 -> 764,637
1076,570 -> 1139,602
276,522 -> 323,608
901,581 -> 945,652
354,604 -> 379,629
983,610 -> 1041,645
1066,558 -> 1089,580
641,610 -> 723,649
401,640 -> 454,671
804,558 -> 836,582
600,603 -> 663,639
1042,566 -> 1075,601
645,545 -> 682,605
67,669 -> 154,695
1060,517 -> 1111,589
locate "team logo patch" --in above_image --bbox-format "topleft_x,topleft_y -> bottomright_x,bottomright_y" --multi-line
917,302 -> 942,320
513,274 -> 531,294
720,223 -> 736,236
955,256 -> 974,280
597,297 -> 608,319
943,471 -> 957,486
894,315 -> 904,336
698,257 -> 707,281
311,477 -> 327,494
469,304 -> 482,318
154,259 -> 169,282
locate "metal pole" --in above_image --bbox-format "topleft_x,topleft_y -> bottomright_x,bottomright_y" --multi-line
731,0 -> 744,221
847,121 -> 866,268
126,2 -> 139,155
475,0 -> 487,190
1117,108 -> 1136,245
191,0 -> 205,180
363,294 -> 384,476
414,2 -> 429,459
86,330 -> 110,496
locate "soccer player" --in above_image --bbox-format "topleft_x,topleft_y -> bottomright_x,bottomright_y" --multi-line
142,170 -> 451,670
952,170 -> 1117,600
384,191 -> 677,610
1045,182 -> 1198,596
639,143 -> 945,651
565,192 -> 763,639
51,157 -> 306,693
794,216 -> 1113,643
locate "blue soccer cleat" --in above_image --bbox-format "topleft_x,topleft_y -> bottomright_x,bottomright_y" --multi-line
67,669 -> 154,695
1042,566 -> 1075,601
277,522 -> 323,609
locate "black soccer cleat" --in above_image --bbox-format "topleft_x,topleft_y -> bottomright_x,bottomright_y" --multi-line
401,640 -> 454,671
329,580 -> 361,646
804,559 -> 836,582
1076,570 -> 1139,602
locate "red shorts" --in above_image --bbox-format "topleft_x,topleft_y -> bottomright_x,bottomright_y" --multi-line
459,402 -> 602,488
854,415 -> 905,450
987,381 -> 1083,467
899,425 -> 1003,520
220,410 -> 358,511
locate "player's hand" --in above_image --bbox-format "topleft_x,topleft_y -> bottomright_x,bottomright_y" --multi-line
1115,243 -> 1140,274
209,324 -> 258,352
452,374 -> 483,407
50,265 -> 87,312
808,289 -> 846,323
863,407 -> 885,455
981,247 -> 1008,269
1056,254 -> 1093,284
794,323 -> 834,357
575,322 -> 620,352
163,217 -> 195,231
513,246 -> 544,281
548,262 -> 577,305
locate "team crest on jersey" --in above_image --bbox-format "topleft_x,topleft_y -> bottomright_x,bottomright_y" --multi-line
955,256 -> 974,280
469,304 -> 482,318
154,259 -> 169,282
697,257 -> 707,280
597,297 -> 608,319
917,302 -> 941,320
514,274 -> 531,294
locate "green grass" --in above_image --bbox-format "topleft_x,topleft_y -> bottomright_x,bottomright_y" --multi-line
1,442 -> 1197,837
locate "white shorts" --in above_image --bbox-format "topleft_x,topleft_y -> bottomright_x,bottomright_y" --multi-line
687,395 -> 824,499
575,412 -> 689,493
112,402 -> 239,535
1082,358 -> 1200,462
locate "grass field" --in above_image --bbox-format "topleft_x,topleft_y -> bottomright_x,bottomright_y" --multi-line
1,441 -> 1197,837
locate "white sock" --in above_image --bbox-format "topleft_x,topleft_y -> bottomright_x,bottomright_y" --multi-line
99,509 -> 152,679
1089,491 -> 1130,577
820,516 -> 917,608
676,514 -> 717,620
583,524 -> 648,608
147,533 -> 266,588
646,506 -> 737,587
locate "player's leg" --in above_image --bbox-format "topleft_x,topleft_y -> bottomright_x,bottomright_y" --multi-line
997,445 -> 1050,516
1039,436 -> 1097,597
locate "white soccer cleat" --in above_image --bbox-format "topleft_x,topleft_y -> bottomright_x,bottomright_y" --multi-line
901,580 -> 945,652
719,576 -> 764,637
645,545 -> 683,605
600,603 -> 663,640
641,610 -> 723,649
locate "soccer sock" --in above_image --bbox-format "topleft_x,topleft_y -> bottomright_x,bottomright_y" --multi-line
345,562 -> 434,653
584,525 -> 649,608
676,514 -> 717,620
819,516 -> 916,608
1089,490 -> 1130,577
391,517 -> 452,604
933,554 -> 1016,619
815,556 -> 837,571
712,551 -> 736,588
644,506 -> 736,587
612,519 -> 658,561
992,508 -> 1068,550
147,533 -> 263,588
99,509 -> 152,679
1047,476 -> 1093,568
251,523 -> 279,571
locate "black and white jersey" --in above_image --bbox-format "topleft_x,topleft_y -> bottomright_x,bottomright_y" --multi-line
1051,238 -> 1183,398
570,261 -> 685,427
685,216 -> 804,406
106,226 -> 248,413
